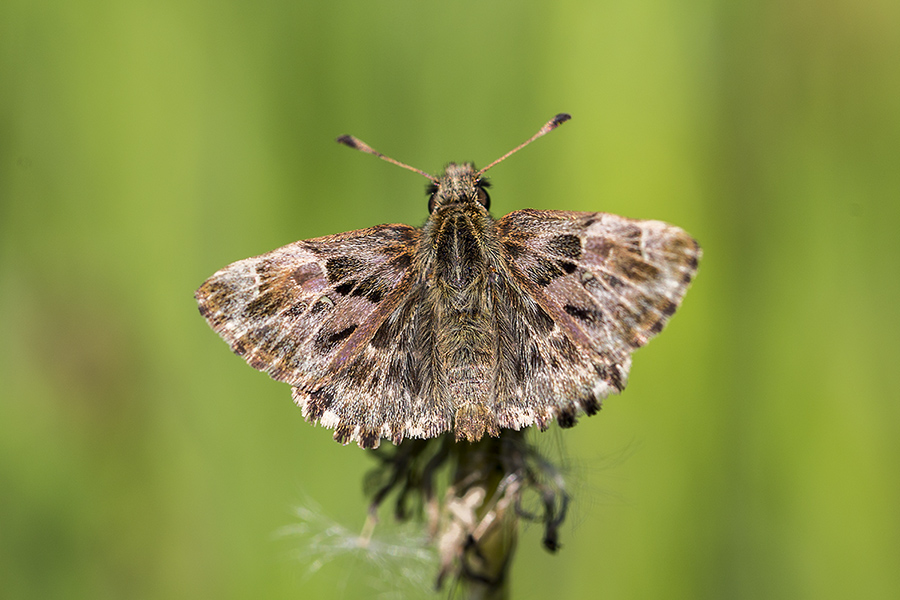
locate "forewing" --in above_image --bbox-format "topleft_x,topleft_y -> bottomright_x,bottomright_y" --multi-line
495,209 -> 700,428
195,224 -> 419,391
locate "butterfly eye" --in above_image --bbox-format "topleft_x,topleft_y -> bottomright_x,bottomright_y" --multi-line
475,186 -> 491,210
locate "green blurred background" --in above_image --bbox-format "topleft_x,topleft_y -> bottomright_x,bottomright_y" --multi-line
2,0 -> 899,598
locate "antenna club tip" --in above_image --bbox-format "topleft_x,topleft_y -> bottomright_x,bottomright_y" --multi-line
335,135 -> 359,148
551,113 -> 572,127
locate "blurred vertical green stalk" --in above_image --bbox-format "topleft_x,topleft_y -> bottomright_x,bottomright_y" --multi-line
367,430 -> 568,598
443,435 -> 519,599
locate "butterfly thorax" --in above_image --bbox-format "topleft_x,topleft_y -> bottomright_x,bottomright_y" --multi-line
419,167 -> 503,441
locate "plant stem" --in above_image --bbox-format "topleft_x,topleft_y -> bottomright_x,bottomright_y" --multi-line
452,433 -> 523,599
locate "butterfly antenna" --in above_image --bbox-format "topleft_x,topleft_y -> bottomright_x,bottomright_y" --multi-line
336,134 -> 438,182
476,113 -> 572,176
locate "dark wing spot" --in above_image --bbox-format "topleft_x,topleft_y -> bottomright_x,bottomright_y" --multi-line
547,234 -> 583,259
564,304 -> 603,325
330,324 -> 357,344
310,297 -> 334,314
314,324 -> 358,352
663,234 -> 692,254
557,404 -> 578,428
305,387 -> 334,421
617,255 -> 660,282
351,274 -> 388,304
608,365 -> 625,392
558,261 -> 577,274
390,426 -> 404,446
600,273 -> 624,290
333,422 -> 353,444
335,281 -> 355,295
660,299 -> 678,316
197,277 -> 240,303
581,394 -> 601,416
243,288 -> 292,320
618,224 -> 642,254
389,252 -> 413,270
358,428 -> 380,449
325,256 -> 365,282
197,302 -> 212,319
255,260 -> 283,293
284,302 -> 308,317
528,256 -> 565,287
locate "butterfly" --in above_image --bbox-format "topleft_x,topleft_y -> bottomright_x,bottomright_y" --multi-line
195,114 -> 701,449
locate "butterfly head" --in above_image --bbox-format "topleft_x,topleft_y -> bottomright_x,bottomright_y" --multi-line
427,163 -> 491,213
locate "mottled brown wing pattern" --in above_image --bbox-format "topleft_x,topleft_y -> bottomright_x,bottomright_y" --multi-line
197,121 -> 701,449
488,267 -> 609,432
291,280 -> 456,448
195,224 -> 419,392
495,209 -> 701,429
